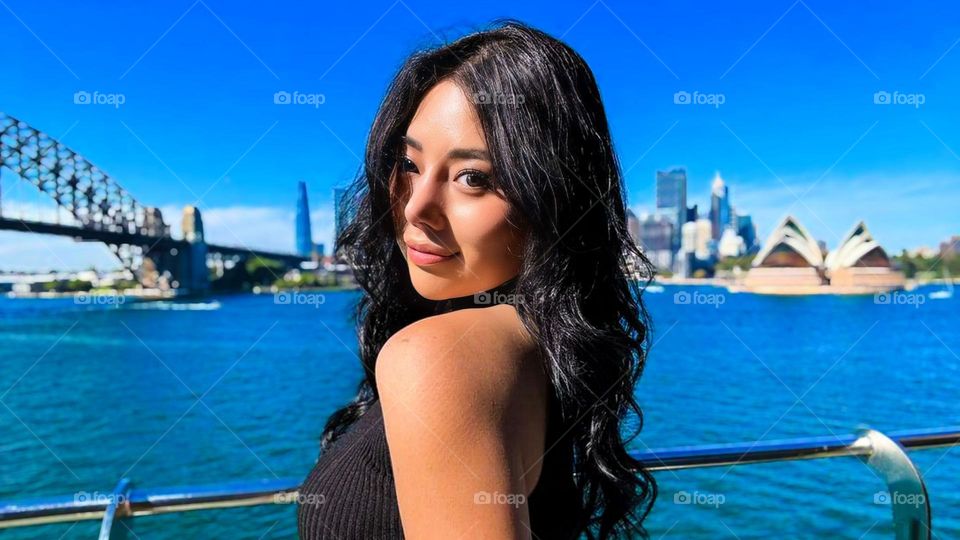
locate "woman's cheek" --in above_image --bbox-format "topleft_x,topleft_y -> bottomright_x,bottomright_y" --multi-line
447,196 -> 520,271
451,201 -> 510,245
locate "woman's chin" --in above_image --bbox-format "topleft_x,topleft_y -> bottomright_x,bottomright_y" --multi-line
409,275 -> 456,301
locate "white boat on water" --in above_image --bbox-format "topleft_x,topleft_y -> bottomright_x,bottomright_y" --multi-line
929,269 -> 954,300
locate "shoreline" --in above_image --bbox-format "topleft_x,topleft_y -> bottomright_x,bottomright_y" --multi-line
3,284 -> 360,300
649,276 -> 950,296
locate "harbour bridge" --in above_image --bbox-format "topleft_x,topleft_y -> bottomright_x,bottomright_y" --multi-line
0,113 -> 307,295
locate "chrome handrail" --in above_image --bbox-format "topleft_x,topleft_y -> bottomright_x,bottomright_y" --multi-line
0,426 -> 955,539
634,425 -> 959,470
97,478 -> 130,540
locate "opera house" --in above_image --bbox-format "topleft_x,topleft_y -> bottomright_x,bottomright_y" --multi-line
739,216 -> 905,295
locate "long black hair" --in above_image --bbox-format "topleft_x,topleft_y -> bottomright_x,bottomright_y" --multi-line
321,19 -> 658,540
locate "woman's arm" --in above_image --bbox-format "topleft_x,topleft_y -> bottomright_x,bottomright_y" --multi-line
376,306 -> 548,539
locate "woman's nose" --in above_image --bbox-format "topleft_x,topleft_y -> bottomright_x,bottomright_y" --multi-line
403,167 -> 446,230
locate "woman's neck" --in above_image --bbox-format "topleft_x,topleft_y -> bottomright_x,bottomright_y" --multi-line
433,275 -> 520,314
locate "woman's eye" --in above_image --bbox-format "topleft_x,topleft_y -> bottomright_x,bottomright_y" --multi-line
400,157 -> 419,174
456,170 -> 492,190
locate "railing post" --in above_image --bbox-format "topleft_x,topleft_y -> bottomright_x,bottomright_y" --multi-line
855,429 -> 932,540
98,478 -> 132,540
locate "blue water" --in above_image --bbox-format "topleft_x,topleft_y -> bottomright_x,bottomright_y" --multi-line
0,286 -> 957,539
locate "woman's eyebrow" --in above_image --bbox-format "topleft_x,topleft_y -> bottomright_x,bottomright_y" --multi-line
402,135 -> 490,162
447,148 -> 490,161
401,135 -> 422,151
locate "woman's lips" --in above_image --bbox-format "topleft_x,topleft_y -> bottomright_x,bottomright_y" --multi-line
407,245 -> 457,265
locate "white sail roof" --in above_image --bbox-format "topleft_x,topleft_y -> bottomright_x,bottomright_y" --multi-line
752,215 -> 823,268
825,220 -> 890,270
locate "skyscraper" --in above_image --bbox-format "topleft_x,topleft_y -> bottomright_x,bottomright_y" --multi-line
638,212 -> 674,270
709,172 -> 730,241
736,214 -> 758,253
295,181 -> 313,257
656,168 -> 687,252
686,203 -> 698,223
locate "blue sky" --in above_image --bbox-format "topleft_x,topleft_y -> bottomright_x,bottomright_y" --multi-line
2,0 -> 960,270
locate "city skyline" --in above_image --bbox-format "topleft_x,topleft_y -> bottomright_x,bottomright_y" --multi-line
3,1 -> 960,269
1,164 -> 957,272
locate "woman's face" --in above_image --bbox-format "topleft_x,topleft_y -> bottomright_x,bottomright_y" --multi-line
393,79 -> 525,301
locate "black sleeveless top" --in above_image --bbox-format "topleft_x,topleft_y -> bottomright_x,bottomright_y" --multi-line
297,277 -> 582,539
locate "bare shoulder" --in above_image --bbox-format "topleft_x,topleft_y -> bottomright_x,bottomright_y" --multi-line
375,305 -> 550,532
376,305 -> 546,421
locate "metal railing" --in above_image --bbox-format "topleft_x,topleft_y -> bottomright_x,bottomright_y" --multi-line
1,426 -> 956,539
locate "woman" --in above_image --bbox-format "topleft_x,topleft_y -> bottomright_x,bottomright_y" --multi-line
297,19 -> 657,540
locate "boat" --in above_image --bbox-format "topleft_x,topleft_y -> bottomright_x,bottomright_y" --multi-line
929,268 -> 954,300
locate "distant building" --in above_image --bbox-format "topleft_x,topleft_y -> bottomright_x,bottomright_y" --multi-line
295,181 -> 313,258
637,212 -> 674,270
693,218 -> 714,260
824,221 -> 905,290
678,218 -> 715,276
735,214 -> 758,252
626,209 -> 641,246
742,215 -> 827,292
656,168 -> 687,252
940,235 -> 960,258
742,215 -> 903,294
752,215 -> 824,267
709,172 -> 730,241
686,203 -> 698,223
718,226 -> 746,258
